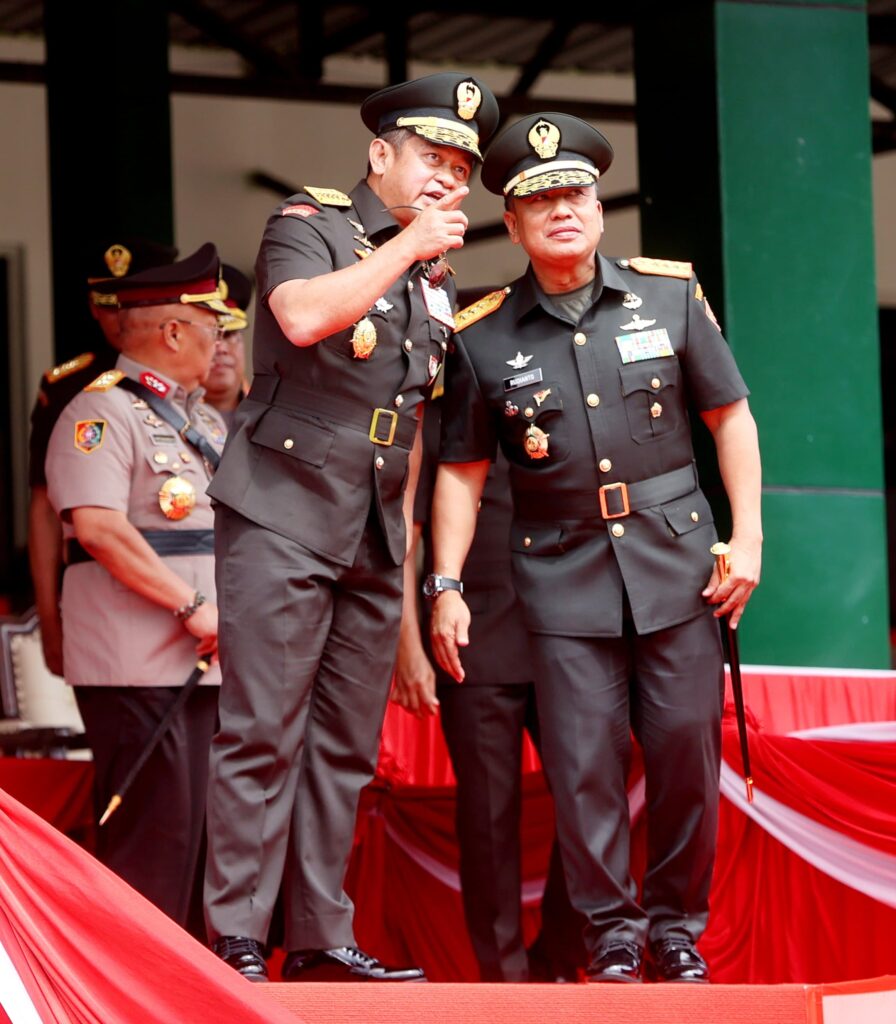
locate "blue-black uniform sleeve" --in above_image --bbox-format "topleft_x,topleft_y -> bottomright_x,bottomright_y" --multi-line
439,328 -> 498,464
255,197 -> 336,303
680,273 -> 750,411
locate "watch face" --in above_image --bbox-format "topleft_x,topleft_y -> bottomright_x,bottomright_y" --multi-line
422,575 -> 438,598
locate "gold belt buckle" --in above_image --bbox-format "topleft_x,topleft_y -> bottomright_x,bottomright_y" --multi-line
599,482 -> 630,519
369,407 -> 398,446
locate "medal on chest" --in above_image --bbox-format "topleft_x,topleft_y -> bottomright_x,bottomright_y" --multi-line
158,475 -> 196,521
523,424 -> 550,460
351,317 -> 378,359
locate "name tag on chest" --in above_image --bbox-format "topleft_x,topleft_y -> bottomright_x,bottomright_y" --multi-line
419,278 -> 456,330
503,368 -> 544,392
615,327 -> 673,364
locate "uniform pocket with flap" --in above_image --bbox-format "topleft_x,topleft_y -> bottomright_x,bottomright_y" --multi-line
619,356 -> 685,444
250,406 -> 335,467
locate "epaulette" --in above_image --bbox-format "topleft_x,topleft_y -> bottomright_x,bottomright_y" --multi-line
84,369 -> 125,393
303,186 -> 352,208
454,288 -> 511,332
618,257 -> 693,280
43,352 -> 95,384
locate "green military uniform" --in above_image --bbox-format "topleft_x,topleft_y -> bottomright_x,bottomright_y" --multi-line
442,246 -> 748,960
203,74 -> 499,961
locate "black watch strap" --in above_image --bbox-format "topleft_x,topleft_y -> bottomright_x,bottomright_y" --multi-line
422,573 -> 463,599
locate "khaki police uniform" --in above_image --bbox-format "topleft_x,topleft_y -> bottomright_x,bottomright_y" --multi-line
45,353 -> 225,926
417,407 -> 585,981
440,254 -> 748,955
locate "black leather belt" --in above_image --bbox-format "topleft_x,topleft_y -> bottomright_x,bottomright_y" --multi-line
513,462 -> 699,521
65,528 -> 215,567
249,374 -> 417,450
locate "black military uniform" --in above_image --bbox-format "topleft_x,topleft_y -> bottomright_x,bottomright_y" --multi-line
439,114 -> 751,982
416,406 -> 585,982
29,237 -> 178,488
203,73 -> 499,982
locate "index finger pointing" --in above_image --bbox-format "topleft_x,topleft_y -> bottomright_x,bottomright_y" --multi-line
436,186 -> 469,210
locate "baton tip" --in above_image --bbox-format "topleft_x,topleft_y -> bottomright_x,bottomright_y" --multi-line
99,794 -> 122,826
745,777 -> 754,804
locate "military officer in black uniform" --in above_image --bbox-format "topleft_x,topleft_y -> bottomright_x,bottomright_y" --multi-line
28,237 -> 177,677
44,244 -> 229,928
395,402 -> 586,982
430,113 -> 762,984
203,72 -> 499,983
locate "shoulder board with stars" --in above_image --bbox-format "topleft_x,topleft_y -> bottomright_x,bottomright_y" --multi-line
619,257 -> 693,280
303,186 -> 352,208
84,369 -> 125,393
454,288 -> 510,332
43,352 -> 95,384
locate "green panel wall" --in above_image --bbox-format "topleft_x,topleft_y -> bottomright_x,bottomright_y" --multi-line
635,1 -> 889,666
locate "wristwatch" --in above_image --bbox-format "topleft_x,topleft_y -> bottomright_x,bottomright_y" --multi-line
422,573 -> 464,599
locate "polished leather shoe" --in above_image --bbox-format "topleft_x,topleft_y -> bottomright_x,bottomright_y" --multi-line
282,946 -> 426,982
212,935 -> 269,983
585,941 -> 643,983
646,937 -> 710,983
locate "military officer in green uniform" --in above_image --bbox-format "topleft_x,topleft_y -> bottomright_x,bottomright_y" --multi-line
28,238 -> 177,676
44,243 -> 229,928
203,72 -> 499,983
430,113 -> 762,984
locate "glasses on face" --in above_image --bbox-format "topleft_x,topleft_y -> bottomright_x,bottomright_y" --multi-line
162,318 -> 226,343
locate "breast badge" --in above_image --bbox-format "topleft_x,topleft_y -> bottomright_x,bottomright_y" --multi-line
159,476 -> 196,521
622,292 -> 642,310
73,420 -> 106,454
524,424 -> 550,460
351,317 -> 377,359
619,313 -> 657,331
506,351 -> 534,370
505,400 -> 519,417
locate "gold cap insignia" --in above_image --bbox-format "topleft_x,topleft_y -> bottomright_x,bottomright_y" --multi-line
73,419 -> 106,454
456,80 -> 482,122
351,317 -> 377,359
528,119 -> 561,160
524,424 -> 550,460
104,244 -> 133,278
159,475 -> 196,521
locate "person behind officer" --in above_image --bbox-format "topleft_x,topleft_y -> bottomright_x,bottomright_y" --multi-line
203,72 -> 499,983
429,113 -> 762,984
28,238 -> 177,677
394,400 -> 586,982
44,243 -> 230,928
203,264 -> 252,426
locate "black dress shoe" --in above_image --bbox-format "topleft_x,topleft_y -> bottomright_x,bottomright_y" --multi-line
585,941 -> 643,984
282,946 -> 426,982
646,937 -> 710,983
212,935 -> 269,983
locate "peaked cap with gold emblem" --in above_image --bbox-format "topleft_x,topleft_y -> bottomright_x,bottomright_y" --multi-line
91,242 -> 229,315
360,72 -> 499,161
219,263 -> 253,332
86,236 -> 179,307
482,112 -> 614,198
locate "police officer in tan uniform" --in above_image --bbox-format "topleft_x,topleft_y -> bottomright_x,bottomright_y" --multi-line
430,114 -> 762,984
203,264 -> 252,426
45,243 -> 229,929
203,72 -> 498,983
28,238 -> 177,676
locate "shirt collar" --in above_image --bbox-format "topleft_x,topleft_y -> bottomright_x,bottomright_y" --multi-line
349,180 -> 400,243
510,253 -> 631,323
117,354 -> 200,407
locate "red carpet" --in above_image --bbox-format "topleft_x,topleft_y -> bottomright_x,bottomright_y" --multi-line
262,976 -> 896,1024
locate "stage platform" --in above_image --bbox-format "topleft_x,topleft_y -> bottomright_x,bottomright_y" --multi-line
260,976 -> 896,1024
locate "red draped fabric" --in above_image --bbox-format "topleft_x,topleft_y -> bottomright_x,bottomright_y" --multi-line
0,788 -> 302,1024
352,666 -> 896,983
